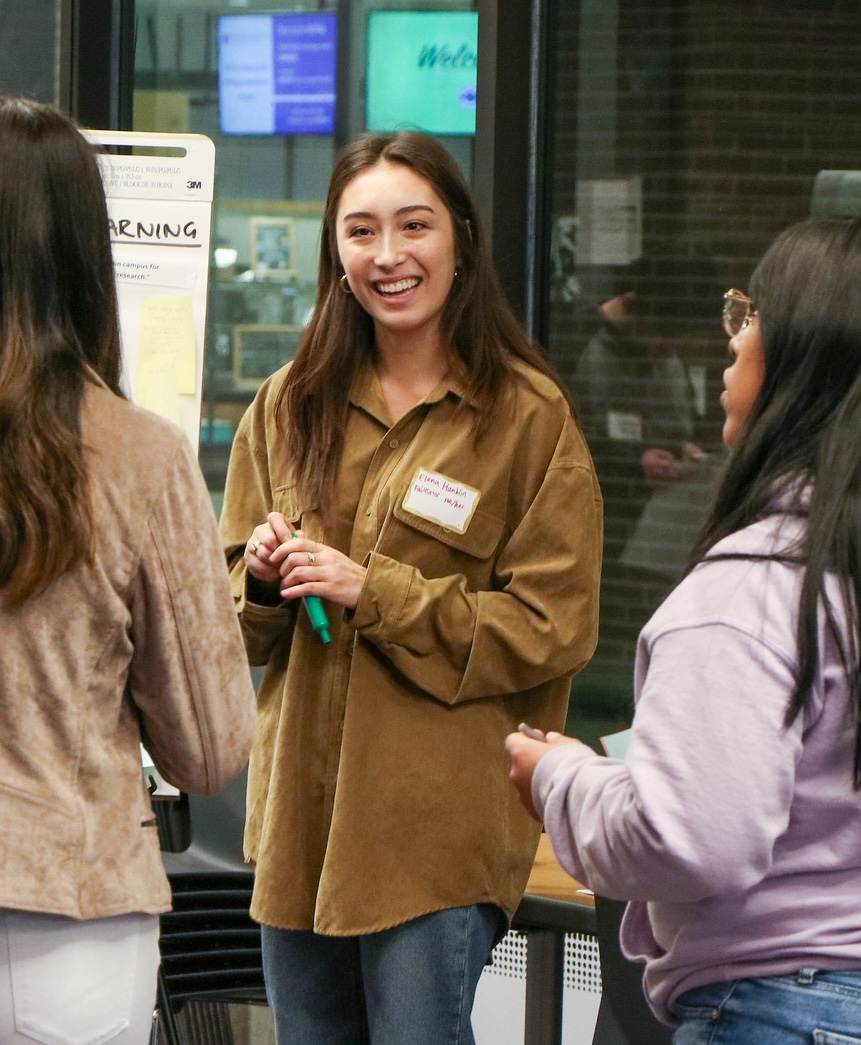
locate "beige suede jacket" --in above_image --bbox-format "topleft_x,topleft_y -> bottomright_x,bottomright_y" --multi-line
221,358 -> 603,936
0,380 -> 257,920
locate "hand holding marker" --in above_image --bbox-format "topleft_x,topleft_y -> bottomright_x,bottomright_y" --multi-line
292,531 -> 331,644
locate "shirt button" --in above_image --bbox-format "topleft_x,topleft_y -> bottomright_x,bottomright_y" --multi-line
389,438 -> 399,449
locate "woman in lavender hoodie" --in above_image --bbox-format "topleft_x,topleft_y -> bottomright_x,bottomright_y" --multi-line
508,217 -> 861,1044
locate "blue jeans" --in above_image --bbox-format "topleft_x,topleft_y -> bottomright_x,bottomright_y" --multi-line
672,969 -> 861,1044
261,904 -> 502,1045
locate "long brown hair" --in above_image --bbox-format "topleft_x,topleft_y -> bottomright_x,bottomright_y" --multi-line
276,131 -> 570,520
0,95 -> 123,603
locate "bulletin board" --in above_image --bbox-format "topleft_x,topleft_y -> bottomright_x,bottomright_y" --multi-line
85,130 -> 216,453
233,324 -> 303,388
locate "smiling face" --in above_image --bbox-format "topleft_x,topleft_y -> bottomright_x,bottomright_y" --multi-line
721,313 -> 766,448
335,160 -> 458,350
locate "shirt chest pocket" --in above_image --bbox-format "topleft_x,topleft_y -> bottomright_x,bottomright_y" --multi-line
270,486 -> 321,542
387,497 -> 506,582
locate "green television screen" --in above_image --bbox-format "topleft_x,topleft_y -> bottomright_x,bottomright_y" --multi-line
366,11 -> 478,136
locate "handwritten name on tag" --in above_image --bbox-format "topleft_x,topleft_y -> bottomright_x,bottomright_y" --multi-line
402,468 -> 480,534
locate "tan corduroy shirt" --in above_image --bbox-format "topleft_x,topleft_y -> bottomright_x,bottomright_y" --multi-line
220,357 -> 603,935
0,380 -> 257,920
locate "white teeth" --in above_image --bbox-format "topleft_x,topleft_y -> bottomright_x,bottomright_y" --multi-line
377,277 -> 419,295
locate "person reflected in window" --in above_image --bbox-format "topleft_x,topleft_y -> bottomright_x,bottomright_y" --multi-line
507,217 -> 861,1043
573,264 -> 719,715
574,270 -> 704,565
0,96 -> 257,1044
219,130 -> 603,1045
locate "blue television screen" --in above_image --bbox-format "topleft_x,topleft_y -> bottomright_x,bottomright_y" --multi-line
218,13 -> 337,136
366,11 -> 477,136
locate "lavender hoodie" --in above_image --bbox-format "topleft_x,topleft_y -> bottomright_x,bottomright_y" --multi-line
533,506 -> 861,1024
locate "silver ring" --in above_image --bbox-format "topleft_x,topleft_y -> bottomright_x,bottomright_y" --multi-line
250,539 -> 260,554
307,551 -> 317,564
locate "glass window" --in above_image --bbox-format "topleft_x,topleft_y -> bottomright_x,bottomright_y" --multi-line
544,1 -> 861,745
0,2 -> 60,103
132,0 -> 476,514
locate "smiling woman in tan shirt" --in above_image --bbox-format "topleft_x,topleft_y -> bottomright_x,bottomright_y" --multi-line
220,130 -> 602,1045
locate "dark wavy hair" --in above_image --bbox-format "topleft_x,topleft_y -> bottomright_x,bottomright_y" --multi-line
275,130 -> 570,518
691,217 -> 861,784
0,95 -> 123,603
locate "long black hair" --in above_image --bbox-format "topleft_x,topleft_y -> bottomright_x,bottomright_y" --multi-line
691,217 -> 861,784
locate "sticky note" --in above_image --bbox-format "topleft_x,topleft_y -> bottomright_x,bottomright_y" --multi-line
600,728 -> 633,759
137,294 -> 196,396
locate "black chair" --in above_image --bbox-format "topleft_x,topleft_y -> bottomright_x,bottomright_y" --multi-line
590,896 -> 673,1045
511,892 -> 598,1045
155,868 -> 266,1045
153,770 -> 270,1045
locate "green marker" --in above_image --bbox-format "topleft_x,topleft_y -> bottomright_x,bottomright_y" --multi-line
302,592 -> 331,644
291,532 -> 331,644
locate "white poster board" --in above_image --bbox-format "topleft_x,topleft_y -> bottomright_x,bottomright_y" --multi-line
85,131 -> 215,452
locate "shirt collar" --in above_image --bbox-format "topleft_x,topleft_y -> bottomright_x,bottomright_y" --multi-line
348,358 -> 466,424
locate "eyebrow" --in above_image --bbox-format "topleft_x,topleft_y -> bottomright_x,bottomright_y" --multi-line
340,203 -> 437,223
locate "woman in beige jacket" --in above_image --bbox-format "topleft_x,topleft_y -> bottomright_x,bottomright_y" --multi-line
0,96 -> 257,1043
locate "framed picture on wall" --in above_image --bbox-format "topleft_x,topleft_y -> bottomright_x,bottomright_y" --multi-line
250,216 -> 296,278
233,324 -> 303,388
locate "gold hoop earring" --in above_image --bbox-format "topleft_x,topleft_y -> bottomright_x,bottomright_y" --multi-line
339,274 -> 353,294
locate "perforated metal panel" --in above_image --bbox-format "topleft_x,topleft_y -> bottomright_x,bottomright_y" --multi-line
484,930 -> 602,995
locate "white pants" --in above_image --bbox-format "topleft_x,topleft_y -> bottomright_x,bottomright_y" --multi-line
0,910 -> 159,1045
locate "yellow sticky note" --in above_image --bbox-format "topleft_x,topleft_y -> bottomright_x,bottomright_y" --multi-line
135,361 -> 180,424
138,295 -> 196,396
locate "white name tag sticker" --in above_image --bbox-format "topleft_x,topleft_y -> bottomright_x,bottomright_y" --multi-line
402,468 -> 480,534
607,410 -> 643,442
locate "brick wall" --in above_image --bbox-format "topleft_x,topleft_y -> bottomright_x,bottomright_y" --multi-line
547,0 -> 861,728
